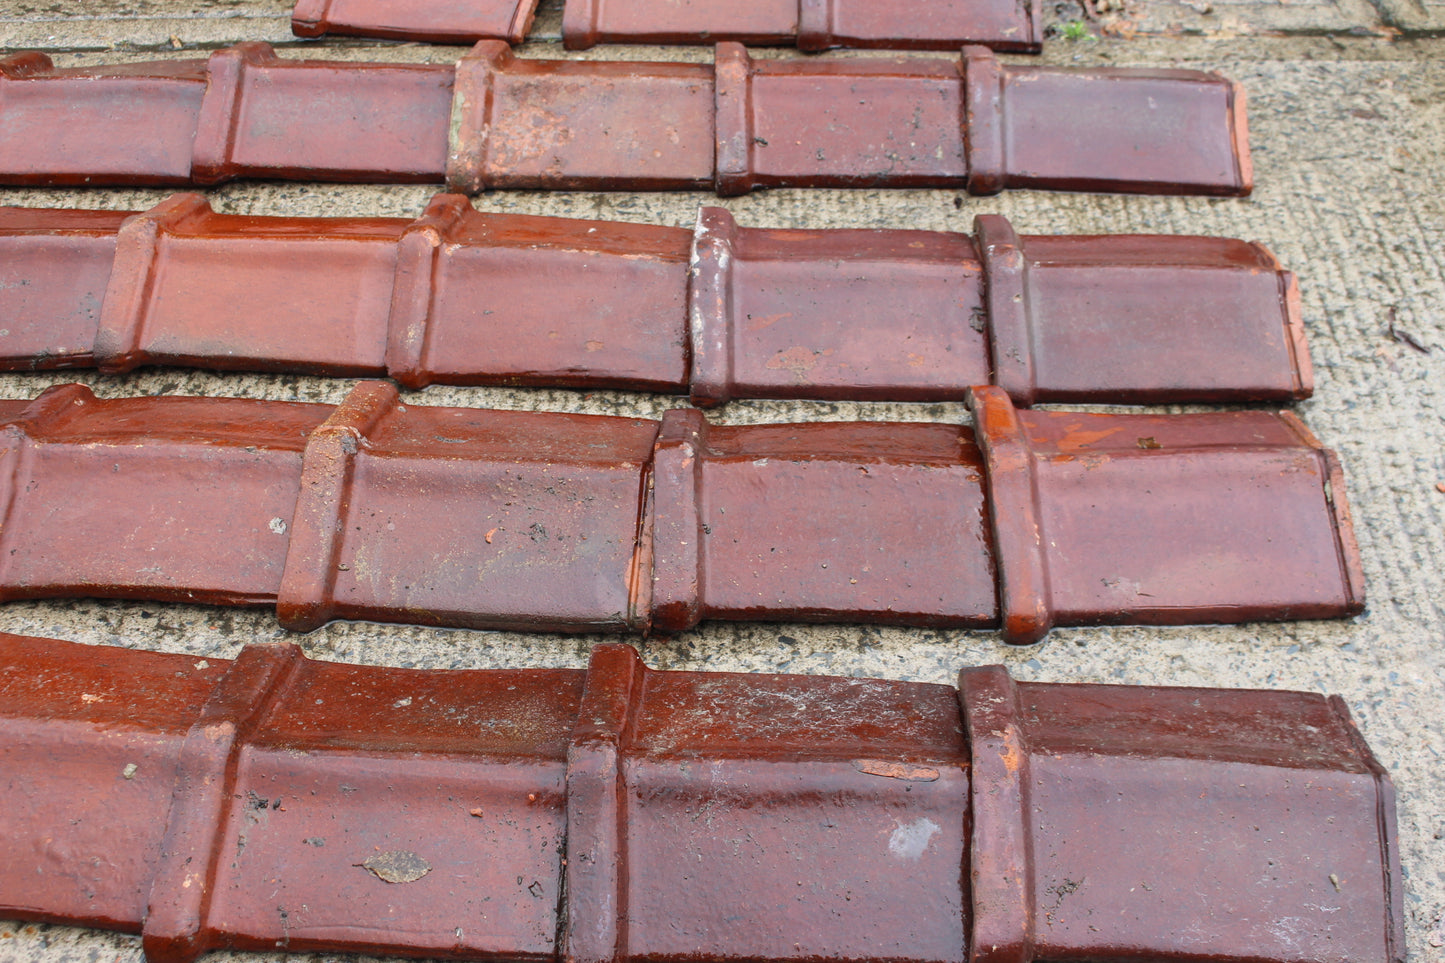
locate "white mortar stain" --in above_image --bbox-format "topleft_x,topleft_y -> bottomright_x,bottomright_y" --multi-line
888,818 -> 940,861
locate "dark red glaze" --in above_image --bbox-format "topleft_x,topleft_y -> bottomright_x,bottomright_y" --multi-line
0,382 -> 1361,642
0,45 -> 1249,197
562,0 -> 1039,50
0,197 -> 1309,404
968,385 -> 1363,643
293,0 -> 539,43
0,45 -> 451,188
0,634 -> 1404,963
291,0 -> 1040,50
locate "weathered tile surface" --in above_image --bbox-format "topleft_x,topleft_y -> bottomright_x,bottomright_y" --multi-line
0,4 -> 1441,960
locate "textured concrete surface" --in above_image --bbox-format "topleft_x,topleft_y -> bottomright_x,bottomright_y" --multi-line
0,2 -> 1442,961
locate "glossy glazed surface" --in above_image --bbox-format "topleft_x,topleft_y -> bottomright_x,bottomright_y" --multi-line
0,45 -> 1250,197
0,198 -> 1307,403
0,635 -> 1403,963
0,382 -> 1361,642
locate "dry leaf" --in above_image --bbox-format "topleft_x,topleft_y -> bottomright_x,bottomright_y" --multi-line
360,851 -> 431,884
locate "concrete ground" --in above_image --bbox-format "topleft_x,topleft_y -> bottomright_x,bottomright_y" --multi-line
0,1 -> 1442,960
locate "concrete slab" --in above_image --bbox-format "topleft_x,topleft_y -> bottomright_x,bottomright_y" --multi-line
0,16 -> 1440,963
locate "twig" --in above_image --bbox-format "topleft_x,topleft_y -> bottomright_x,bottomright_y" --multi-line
1386,306 -> 1430,354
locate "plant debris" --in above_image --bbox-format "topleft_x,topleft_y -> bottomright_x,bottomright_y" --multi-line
359,851 -> 432,884
1386,307 -> 1430,354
